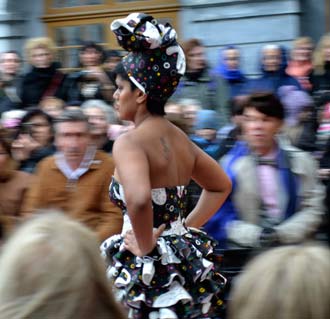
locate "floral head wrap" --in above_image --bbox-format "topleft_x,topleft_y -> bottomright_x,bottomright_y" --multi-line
111,13 -> 186,103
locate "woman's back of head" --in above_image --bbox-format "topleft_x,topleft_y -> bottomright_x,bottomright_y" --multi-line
228,244 -> 330,319
0,210 -> 125,319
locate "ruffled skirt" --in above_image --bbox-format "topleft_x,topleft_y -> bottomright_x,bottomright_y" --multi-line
101,227 -> 226,319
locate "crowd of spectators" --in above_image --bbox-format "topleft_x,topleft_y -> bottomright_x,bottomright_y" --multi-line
0,32 -> 329,318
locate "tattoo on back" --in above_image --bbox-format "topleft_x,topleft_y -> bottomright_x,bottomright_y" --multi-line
160,137 -> 170,160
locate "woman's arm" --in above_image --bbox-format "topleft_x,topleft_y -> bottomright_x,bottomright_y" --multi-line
185,144 -> 232,228
113,134 -> 156,256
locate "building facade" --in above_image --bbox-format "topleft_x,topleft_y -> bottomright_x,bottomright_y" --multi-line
0,0 -> 328,75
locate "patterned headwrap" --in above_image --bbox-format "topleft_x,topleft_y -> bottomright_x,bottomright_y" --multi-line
111,13 -> 186,103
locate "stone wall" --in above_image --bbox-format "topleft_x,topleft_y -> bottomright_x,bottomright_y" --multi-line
179,0 -> 302,76
0,0 -> 44,66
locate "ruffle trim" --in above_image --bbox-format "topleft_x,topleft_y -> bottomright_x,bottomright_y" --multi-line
101,228 -> 226,314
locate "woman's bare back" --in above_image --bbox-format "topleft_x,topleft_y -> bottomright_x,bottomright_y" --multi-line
130,116 -> 196,188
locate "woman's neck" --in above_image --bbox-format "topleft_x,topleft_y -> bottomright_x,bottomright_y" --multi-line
253,141 -> 278,157
134,111 -> 162,127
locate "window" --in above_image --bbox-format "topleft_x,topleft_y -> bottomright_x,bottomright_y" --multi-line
52,0 -> 103,7
326,0 -> 330,32
55,24 -> 105,68
43,0 -> 180,70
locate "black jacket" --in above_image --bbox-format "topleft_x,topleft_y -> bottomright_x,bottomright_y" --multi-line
21,62 -> 65,107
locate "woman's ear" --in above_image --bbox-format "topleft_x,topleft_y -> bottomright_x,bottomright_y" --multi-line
136,90 -> 147,104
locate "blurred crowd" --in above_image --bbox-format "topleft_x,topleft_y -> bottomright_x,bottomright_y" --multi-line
1,33 -> 330,248
0,33 -> 330,318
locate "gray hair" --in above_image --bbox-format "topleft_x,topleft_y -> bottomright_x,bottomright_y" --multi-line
80,99 -> 118,124
262,44 -> 280,53
54,108 -> 90,133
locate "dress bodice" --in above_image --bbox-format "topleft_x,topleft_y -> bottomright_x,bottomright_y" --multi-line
109,177 -> 188,230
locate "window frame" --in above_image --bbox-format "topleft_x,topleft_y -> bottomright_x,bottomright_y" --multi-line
43,0 -> 180,70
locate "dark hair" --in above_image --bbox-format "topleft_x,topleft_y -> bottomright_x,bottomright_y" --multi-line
18,108 -> 54,141
229,96 -> 247,117
79,41 -> 105,63
0,50 -> 22,62
243,92 -> 285,120
105,50 -> 122,59
182,38 -> 204,56
20,108 -> 53,127
54,109 -> 89,133
114,62 -> 166,115
66,100 -> 82,107
0,128 -> 12,156
114,62 -> 135,90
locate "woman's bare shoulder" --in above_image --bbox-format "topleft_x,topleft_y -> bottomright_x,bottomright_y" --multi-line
112,130 -> 142,157
113,118 -> 194,159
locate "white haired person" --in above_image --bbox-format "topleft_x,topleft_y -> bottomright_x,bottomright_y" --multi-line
81,99 -> 118,153
100,13 -> 231,318
228,244 -> 330,319
0,211 -> 126,319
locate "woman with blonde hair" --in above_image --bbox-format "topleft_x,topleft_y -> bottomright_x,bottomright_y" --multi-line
312,33 -> 330,93
228,244 -> 330,319
21,37 -> 65,107
0,211 -> 126,319
24,37 -> 57,65
286,36 -> 315,92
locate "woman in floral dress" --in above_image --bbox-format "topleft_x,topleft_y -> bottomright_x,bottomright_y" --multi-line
101,12 -> 232,319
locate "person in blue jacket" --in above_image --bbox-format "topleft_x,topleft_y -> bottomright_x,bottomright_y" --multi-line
212,45 -> 247,98
245,44 -> 302,95
204,92 -> 324,249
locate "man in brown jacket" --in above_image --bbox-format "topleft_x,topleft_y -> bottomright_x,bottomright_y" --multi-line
21,109 -> 122,241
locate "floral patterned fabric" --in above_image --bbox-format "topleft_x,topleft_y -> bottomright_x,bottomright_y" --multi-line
101,177 -> 226,319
